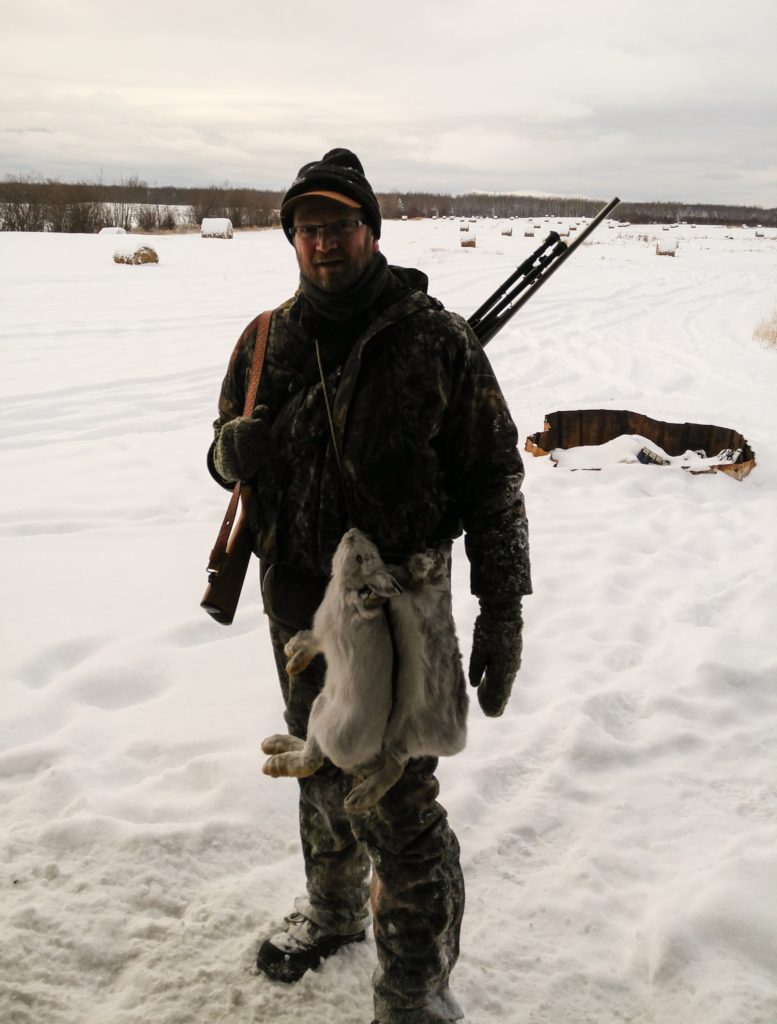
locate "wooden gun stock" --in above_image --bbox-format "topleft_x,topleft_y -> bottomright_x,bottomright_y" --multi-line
200,491 -> 253,625
201,310 -> 272,625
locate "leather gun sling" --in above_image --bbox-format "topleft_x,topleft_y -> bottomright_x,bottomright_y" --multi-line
206,310 -> 272,576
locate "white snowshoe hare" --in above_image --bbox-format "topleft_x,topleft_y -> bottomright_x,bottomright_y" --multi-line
261,527 -> 468,813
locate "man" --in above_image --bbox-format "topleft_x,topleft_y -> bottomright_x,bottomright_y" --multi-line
208,149 -> 531,1024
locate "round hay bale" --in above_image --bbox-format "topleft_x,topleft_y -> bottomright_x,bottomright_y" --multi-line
113,245 -> 159,265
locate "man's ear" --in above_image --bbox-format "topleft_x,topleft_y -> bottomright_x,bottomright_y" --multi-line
372,238 -> 380,253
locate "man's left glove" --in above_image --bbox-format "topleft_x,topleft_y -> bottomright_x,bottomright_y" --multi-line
468,602 -> 523,717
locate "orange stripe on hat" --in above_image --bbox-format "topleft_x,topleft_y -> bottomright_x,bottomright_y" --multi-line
281,190 -> 361,215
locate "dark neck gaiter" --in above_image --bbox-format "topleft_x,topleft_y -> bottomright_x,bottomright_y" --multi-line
298,252 -> 389,323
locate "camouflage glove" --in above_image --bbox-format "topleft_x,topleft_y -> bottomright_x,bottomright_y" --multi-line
468,602 -> 523,717
212,405 -> 273,484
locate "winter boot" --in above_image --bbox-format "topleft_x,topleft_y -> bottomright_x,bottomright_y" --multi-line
256,911 -> 366,983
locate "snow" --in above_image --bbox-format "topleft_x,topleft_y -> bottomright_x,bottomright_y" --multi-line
2,219 -> 776,1024
549,434 -> 745,472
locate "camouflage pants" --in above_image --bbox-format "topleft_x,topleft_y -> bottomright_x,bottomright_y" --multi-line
269,620 -> 466,1024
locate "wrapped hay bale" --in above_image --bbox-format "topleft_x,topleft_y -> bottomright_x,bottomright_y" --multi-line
113,245 -> 159,265
201,218 -> 233,238
99,226 -> 126,235
656,240 -> 678,257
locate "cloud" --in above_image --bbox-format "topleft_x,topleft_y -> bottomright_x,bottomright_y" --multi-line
1,0 -> 775,204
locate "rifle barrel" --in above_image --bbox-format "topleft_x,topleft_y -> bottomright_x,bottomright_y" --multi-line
470,196 -> 620,346
468,232 -> 561,327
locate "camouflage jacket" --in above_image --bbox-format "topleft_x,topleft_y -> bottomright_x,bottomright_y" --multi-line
208,271 -> 531,608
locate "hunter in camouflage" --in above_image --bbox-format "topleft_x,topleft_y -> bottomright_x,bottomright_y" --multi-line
208,148 -> 531,1024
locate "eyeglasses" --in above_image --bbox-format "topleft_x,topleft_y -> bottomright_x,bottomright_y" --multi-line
290,218 -> 366,242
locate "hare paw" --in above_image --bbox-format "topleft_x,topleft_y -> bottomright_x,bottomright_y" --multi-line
407,550 -> 445,585
261,733 -> 305,755
263,750 -> 322,779
344,757 -> 405,814
344,782 -> 379,814
284,630 -> 317,675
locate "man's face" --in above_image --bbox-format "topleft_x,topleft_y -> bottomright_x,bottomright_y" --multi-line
292,197 -> 378,293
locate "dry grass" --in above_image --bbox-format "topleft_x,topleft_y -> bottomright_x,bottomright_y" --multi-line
753,309 -> 777,348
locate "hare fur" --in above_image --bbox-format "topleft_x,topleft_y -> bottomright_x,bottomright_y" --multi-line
262,528 -> 468,813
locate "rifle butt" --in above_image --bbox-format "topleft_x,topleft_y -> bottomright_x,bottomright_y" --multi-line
200,512 -> 254,625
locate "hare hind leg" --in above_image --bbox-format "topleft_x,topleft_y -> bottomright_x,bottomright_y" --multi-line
344,754 -> 406,814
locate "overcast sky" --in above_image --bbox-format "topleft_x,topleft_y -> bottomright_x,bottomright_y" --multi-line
1,0 -> 775,206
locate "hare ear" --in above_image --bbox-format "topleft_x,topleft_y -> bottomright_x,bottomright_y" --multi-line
367,570 -> 402,599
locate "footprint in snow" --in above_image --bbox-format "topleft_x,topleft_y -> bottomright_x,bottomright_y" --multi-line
17,635 -> 106,689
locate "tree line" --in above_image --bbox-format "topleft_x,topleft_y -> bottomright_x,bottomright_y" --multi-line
1,174 -> 775,232
0,176 -> 281,232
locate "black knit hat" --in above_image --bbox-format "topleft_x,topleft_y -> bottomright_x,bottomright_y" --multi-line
280,148 -> 381,243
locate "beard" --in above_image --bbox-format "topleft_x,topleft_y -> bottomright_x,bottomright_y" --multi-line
297,233 -> 376,293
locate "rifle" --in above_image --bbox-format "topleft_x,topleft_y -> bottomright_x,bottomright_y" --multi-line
200,312 -> 272,625
201,197 -> 619,623
468,197 -> 620,345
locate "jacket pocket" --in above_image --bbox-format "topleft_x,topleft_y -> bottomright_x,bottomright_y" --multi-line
260,561 -> 327,633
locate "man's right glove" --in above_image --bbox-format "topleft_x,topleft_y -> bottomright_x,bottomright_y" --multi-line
212,405 -> 274,484
468,602 -> 523,717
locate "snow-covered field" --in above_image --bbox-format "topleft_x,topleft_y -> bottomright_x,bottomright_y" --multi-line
2,217 -> 776,1024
